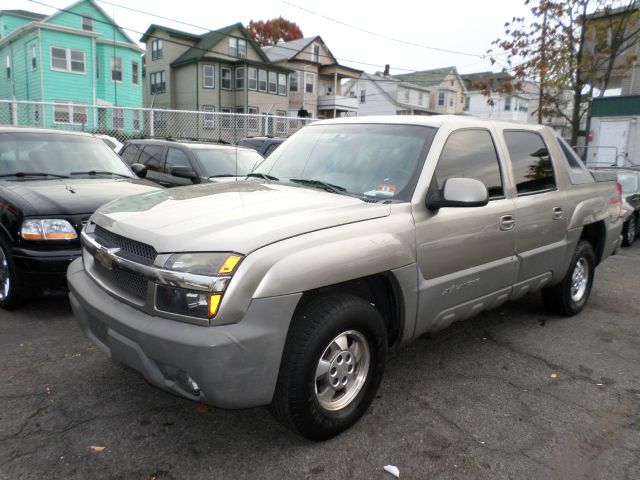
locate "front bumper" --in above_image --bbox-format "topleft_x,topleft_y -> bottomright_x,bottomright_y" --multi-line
13,247 -> 81,289
67,258 -> 301,409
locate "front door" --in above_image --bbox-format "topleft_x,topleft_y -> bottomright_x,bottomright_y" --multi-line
413,128 -> 517,335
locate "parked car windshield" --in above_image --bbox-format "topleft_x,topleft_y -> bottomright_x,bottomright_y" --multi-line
618,173 -> 639,194
253,123 -> 436,200
0,132 -> 133,178
194,148 -> 263,177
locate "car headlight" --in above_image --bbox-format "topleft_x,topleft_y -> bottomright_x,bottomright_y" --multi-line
155,253 -> 243,319
21,219 -> 78,240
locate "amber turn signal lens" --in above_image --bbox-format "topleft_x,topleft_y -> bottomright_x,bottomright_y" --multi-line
218,255 -> 242,274
208,293 -> 222,318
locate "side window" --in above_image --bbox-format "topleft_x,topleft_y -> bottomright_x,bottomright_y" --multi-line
166,148 -> 192,173
504,131 -> 557,195
263,143 -> 280,157
120,144 -> 141,164
138,145 -> 164,172
434,129 -> 504,199
556,136 -> 583,169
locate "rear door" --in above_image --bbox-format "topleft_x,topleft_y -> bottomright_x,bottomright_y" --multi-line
503,130 -> 568,287
413,128 -> 517,334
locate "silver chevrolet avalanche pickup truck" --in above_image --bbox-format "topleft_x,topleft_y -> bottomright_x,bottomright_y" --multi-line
68,116 -> 624,440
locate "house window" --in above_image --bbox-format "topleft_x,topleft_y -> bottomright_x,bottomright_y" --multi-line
305,72 -> 315,94
113,108 -> 124,130
235,67 -> 245,90
404,89 -> 410,103
31,46 -> 37,70
235,106 -> 245,129
258,69 -> 267,91
504,96 -> 512,111
221,67 -> 232,89
111,57 -> 122,82
221,107 -> 232,129
132,109 -> 140,130
517,98 -> 528,112
229,37 -> 247,58
132,61 -> 139,85
248,67 -> 257,90
150,71 -> 166,94
437,91 -> 445,106
5,55 -> 10,79
449,94 -> 454,107
53,102 -> 87,125
203,64 -> 215,88
268,71 -> 277,94
290,71 -> 299,92
275,110 -> 287,135
203,106 -> 215,129
277,73 -> 287,95
464,96 -> 470,111
81,15 -> 93,31
360,89 -> 366,103
151,39 -> 163,60
51,47 -> 85,74
248,106 -> 259,131
313,44 -> 320,62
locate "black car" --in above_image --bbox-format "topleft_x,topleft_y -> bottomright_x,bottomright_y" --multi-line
0,127 -> 160,309
237,136 -> 286,158
119,139 -> 265,188
616,169 -> 640,246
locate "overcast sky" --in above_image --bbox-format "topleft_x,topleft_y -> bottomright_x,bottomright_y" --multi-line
11,0 -> 532,75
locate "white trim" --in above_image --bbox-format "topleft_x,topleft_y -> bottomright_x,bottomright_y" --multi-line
95,38 -> 144,53
202,64 -> 215,89
50,46 -> 86,75
221,66 -> 232,90
131,60 -> 140,86
52,101 -> 88,125
111,56 -> 123,83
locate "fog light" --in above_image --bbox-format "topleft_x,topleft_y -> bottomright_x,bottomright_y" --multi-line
177,370 -> 201,395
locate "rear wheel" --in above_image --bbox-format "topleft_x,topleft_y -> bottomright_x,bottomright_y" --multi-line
542,240 -> 595,316
621,214 -> 637,247
0,237 -> 25,310
271,293 -> 387,441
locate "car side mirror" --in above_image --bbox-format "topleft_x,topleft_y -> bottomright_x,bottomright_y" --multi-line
171,166 -> 198,180
130,163 -> 147,179
426,177 -> 489,209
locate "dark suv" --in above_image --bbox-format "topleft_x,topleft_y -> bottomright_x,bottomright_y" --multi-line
119,139 -> 265,188
237,136 -> 286,158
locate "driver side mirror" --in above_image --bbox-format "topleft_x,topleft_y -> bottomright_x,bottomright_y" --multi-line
426,177 -> 489,210
130,163 -> 147,179
171,166 -> 198,181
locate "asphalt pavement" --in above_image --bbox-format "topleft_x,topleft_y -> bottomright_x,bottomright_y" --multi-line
1,244 -> 639,479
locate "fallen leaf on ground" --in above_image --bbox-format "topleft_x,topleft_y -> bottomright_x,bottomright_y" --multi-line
550,373 -> 558,379
384,465 -> 399,478
196,404 -> 209,414
89,446 -> 105,453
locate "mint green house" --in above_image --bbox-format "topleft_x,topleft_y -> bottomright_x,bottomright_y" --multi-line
0,0 -> 143,132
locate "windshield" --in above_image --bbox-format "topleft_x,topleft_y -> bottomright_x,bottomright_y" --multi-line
618,173 -> 639,194
253,123 -> 436,200
194,148 -> 262,177
0,132 -> 133,178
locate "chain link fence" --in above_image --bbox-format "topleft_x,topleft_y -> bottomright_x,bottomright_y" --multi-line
0,100 -> 315,144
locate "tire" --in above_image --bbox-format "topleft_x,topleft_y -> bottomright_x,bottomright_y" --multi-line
271,293 -> 387,441
621,213 -> 637,247
0,236 -> 25,310
541,240 -> 595,316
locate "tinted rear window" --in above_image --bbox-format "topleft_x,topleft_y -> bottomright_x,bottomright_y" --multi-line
120,144 -> 141,164
504,131 -> 557,195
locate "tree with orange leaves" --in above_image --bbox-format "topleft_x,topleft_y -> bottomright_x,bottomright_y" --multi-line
248,17 -> 303,46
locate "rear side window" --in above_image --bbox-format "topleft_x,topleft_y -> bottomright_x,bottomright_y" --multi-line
504,131 -> 556,195
557,136 -> 583,169
120,144 -> 141,164
138,145 -> 164,171
165,148 -> 192,173
434,129 -> 504,199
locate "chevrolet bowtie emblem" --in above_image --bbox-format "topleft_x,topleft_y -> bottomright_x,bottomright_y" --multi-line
95,246 -> 120,271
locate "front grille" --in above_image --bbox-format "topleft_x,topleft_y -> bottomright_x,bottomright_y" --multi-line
94,225 -> 157,266
93,260 -> 148,300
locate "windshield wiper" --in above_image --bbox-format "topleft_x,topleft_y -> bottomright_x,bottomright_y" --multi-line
289,178 -> 347,194
0,172 -> 71,179
70,170 -> 130,178
245,172 -> 279,182
209,174 -> 239,178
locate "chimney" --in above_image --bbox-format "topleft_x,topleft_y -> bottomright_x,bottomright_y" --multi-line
383,64 -> 390,76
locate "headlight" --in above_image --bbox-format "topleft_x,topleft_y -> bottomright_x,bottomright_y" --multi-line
21,219 -> 78,240
156,253 -> 242,319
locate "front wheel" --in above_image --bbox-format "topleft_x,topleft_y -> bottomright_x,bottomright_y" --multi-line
621,214 -> 637,247
541,240 -> 595,316
271,293 -> 387,441
0,237 -> 25,310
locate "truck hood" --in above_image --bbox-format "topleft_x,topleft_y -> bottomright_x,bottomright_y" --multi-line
3,177 -> 161,216
92,181 -> 391,254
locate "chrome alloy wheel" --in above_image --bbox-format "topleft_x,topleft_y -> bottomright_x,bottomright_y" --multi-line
570,257 -> 589,302
315,330 -> 370,411
0,246 -> 10,301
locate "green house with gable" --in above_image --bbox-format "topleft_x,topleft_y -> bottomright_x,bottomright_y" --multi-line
0,0 -> 143,132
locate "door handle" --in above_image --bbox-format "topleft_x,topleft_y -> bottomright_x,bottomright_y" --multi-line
553,207 -> 564,220
500,215 -> 515,231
